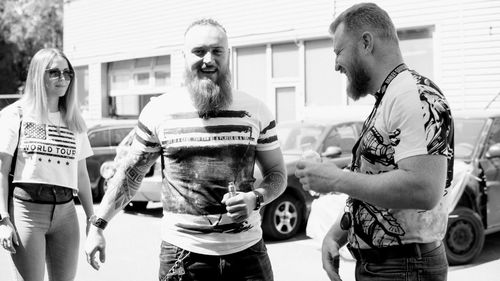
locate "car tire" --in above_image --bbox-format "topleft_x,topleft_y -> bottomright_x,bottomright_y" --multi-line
262,193 -> 304,240
444,207 -> 485,265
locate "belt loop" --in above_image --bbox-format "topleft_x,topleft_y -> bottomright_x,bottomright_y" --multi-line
415,244 -> 422,260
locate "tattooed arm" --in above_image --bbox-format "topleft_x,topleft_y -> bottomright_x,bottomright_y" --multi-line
99,148 -> 159,215
84,147 -> 159,270
223,147 -> 286,223
254,147 -> 287,205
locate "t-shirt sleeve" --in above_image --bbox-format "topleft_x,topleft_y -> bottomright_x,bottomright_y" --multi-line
256,100 -> 280,152
0,106 -> 21,156
134,97 -> 162,153
385,89 -> 428,163
77,132 -> 93,160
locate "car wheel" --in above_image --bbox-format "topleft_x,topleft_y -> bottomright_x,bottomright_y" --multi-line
444,207 -> 485,265
262,193 -> 304,240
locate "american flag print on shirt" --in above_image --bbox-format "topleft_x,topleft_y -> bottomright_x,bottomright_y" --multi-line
22,122 -> 76,162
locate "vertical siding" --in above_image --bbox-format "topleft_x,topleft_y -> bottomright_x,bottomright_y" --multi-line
334,0 -> 500,111
64,0 -> 335,64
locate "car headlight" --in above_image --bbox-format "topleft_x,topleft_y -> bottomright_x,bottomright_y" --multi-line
100,162 -> 117,179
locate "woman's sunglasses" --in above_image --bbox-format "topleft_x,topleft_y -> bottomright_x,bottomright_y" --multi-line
45,68 -> 74,81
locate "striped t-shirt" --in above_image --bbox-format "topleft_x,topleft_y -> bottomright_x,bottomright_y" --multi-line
133,87 -> 279,255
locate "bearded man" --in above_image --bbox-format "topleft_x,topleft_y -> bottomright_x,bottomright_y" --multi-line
295,3 -> 453,281
85,18 -> 286,281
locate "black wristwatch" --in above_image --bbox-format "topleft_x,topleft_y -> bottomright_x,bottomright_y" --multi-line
89,215 -> 108,230
252,190 -> 264,210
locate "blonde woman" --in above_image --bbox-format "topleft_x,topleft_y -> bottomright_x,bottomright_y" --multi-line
0,48 -> 94,281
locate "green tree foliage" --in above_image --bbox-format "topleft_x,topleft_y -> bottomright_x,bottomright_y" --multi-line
0,0 -> 63,96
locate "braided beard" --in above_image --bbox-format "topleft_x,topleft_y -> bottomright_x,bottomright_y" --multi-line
185,68 -> 232,119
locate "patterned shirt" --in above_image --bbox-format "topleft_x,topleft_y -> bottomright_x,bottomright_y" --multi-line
348,66 -> 454,249
132,87 -> 279,255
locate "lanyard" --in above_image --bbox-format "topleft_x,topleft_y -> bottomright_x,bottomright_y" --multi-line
349,63 -> 408,172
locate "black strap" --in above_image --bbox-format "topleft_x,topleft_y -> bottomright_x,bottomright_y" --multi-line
349,63 -> 408,172
346,64 -> 408,244
8,105 -> 23,196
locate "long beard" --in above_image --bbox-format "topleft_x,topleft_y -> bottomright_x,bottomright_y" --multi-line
185,68 -> 232,119
346,54 -> 371,101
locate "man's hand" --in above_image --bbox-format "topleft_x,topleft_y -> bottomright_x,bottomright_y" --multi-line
295,160 -> 344,194
222,191 -> 256,223
85,228 -> 106,270
0,220 -> 19,254
322,236 -> 343,281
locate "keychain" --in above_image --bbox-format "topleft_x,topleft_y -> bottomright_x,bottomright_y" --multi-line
228,181 -> 237,197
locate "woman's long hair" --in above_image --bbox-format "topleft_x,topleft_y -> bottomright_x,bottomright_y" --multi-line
21,48 -> 87,133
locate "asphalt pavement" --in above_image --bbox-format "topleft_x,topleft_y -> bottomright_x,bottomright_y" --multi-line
1,203 -> 500,281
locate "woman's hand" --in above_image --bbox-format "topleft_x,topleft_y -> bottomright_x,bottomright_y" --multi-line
0,219 -> 19,254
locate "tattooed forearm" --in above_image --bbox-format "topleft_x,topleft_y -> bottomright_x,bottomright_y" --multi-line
102,150 -> 159,212
257,171 -> 287,205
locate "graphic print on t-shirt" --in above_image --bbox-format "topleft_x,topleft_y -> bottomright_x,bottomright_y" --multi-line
350,70 -> 454,249
22,122 -> 76,164
157,110 -> 258,234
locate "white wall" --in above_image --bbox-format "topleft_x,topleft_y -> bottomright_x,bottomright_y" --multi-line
64,0 -> 500,117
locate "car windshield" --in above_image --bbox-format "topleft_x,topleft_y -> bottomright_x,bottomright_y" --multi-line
277,122 -> 326,154
454,118 -> 487,160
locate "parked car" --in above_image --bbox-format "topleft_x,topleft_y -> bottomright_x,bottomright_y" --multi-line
443,110 -> 500,265
85,119 -> 137,201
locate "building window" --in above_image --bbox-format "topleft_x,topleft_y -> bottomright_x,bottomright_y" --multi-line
108,55 -> 170,117
305,39 -> 342,106
276,87 -> 296,123
272,43 -> 299,78
134,72 -> 150,86
235,45 -> 267,102
155,71 -> 169,87
108,55 -> 171,96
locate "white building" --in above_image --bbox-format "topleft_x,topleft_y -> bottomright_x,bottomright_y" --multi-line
63,0 -> 500,121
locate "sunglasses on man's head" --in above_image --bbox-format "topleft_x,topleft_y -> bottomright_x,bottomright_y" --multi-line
45,68 -> 74,81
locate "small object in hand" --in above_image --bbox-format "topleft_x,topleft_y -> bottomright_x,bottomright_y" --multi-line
300,143 -> 322,162
228,181 -> 237,197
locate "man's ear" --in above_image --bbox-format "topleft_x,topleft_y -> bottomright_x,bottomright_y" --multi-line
360,31 -> 374,54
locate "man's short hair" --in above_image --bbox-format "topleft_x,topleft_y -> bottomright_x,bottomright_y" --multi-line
184,18 -> 227,36
329,3 -> 398,42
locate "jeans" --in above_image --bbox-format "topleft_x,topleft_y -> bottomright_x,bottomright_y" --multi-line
159,239 -> 273,281
354,243 -> 448,281
9,197 -> 80,281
